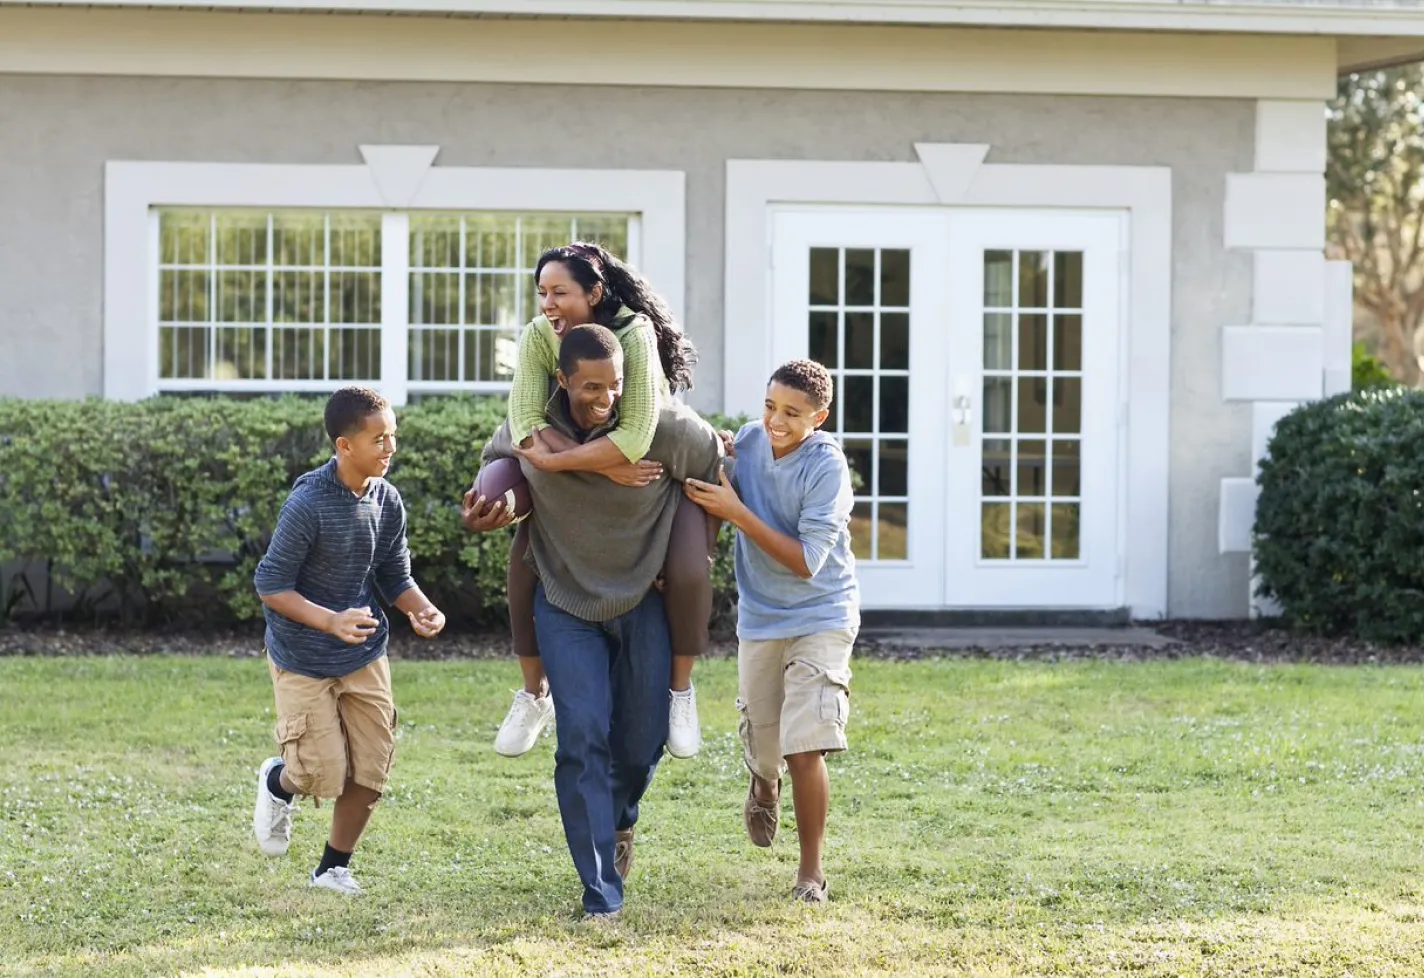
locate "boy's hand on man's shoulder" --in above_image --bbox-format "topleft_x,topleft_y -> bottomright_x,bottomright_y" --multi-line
327,606 -> 380,645
407,605 -> 446,639
683,467 -> 745,523
717,429 -> 737,458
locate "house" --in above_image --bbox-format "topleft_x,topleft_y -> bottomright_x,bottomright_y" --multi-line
3,0 -> 1422,621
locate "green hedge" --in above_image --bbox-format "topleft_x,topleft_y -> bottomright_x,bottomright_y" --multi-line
1254,388 -> 1424,643
0,396 -> 741,627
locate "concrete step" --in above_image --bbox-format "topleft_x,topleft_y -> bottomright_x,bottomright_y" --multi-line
858,626 -> 1177,651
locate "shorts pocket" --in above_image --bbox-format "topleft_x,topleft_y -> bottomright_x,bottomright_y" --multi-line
381,707 -> 399,780
818,669 -> 852,726
275,714 -> 309,782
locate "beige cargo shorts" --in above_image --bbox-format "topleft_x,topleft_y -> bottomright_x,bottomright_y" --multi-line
735,628 -> 855,782
267,653 -> 398,800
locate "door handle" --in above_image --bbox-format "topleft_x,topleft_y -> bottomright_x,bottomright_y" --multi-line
953,394 -> 972,427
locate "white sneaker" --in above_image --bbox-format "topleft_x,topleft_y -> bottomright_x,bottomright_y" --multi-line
253,757 -> 296,857
309,866 -> 362,896
667,686 -> 702,759
494,689 -> 556,757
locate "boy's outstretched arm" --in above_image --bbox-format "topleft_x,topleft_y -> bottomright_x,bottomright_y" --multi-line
393,586 -> 446,638
684,470 -> 814,579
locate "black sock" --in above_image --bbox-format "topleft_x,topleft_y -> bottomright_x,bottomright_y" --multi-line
315,843 -> 352,877
266,762 -> 294,803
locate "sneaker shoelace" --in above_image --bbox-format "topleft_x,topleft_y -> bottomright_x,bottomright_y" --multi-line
264,792 -> 295,835
670,695 -> 696,726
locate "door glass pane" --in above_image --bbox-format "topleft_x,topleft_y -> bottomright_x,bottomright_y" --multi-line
981,502 -> 1011,559
881,250 -> 910,306
984,313 -> 1013,370
1051,439 -> 1081,496
1017,440 -> 1047,497
879,377 -> 909,434
1056,378 -> 1082,434
879,441 -> 908,497
881,313 -> 909,370
978,247 -> 1088,561
809,311 -> 838,366
984,251 -> 1013,307
983,377 -> 1012,434
804,244 -> 914,562
843,377 -> 873,433
845,249 -> 876,305
1016,503 -> 1046,559
1017,377 -> 1048,435
843,439 -> 874,496
1054,252 -> 1083,308
982,439 -> 1011,498
878,504 -> 908,560
1054,314 -> 1082,372
1051,503 -> 1081,559
1018,314 -> 1048,371
1018,251 -> 1050,307
810,248 -> 839,305
845,312 -> 874,369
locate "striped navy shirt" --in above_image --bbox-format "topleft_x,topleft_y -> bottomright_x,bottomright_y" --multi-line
254,458 -> 415,679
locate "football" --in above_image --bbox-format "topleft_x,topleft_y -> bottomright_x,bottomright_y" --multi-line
471,457 -> 533,521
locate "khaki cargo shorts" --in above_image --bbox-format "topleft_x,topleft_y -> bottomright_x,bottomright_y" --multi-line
735,628 -> 855,782
267,653 -> 398,800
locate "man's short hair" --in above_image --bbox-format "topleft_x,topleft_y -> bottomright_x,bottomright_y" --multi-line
769,359 -> 834,411
558,324 -> 622,378
324,386 -> 389,443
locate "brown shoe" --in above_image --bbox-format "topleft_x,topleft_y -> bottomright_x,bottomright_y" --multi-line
743,776 -> 780,847
792,878 -> 829,904
614,828 -> 634,880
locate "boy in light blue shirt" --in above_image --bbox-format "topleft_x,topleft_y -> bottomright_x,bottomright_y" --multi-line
683,359 -> 858,904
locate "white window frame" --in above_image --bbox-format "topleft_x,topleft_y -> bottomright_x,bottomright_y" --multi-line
105,145 -> 685,405
723,145 -> 1171,618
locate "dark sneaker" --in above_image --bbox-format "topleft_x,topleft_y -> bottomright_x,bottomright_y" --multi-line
792,878 -> 829,904
743,776 -> 780,848
614,828 -> 634,880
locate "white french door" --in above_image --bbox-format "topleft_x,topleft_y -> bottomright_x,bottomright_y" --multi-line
942,211 -> 1123,607
771,209 -> 950,607
769,207 -> 1125,610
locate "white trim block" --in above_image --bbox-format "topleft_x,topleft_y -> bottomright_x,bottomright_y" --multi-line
1251,401 -> 1299,468
1224,173 -> 1326,250
359,144 -> 439,207
1323,259 -> 1354,395
1253,250 -> 1325,325
1222,326 -> 1324,401
914,143 -> 989,204
1218,477 -> 1258,554
1254,100 -> 1327,174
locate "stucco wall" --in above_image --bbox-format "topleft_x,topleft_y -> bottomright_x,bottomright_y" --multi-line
0,76 -> 1254,616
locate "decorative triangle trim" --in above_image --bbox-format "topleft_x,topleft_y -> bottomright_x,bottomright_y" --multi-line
359,144 -> 440,207
914,143 -> 990,204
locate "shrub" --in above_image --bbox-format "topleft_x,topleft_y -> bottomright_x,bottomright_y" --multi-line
1254,388 -> 1424,643
0,396 -> 745,630
1352,341 -> 1399,392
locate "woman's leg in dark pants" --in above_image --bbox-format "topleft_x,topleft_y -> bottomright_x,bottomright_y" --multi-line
663,494 -> 715,691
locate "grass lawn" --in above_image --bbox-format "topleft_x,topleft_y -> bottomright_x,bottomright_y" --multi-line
4,654 -> 1424,976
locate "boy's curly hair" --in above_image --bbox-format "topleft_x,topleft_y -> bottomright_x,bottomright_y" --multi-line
324,386 -> 390,443
769,360 -> 834,411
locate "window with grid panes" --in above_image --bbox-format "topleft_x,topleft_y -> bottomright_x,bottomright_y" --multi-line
156,209 -> 631,392
158,210 -> 383,384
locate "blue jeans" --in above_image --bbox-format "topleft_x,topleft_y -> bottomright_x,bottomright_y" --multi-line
533,584 -> 673,914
